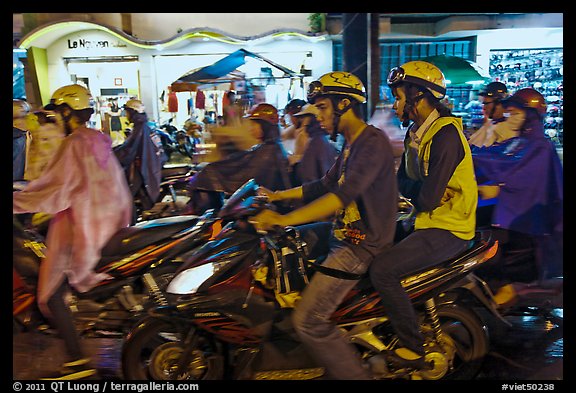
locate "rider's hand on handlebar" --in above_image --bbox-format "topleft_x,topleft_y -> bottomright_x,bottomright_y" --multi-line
248,209 -> 284,234
256,186 -> 278,202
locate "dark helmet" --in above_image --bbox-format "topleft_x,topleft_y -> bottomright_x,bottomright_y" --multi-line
502,88 -> 547,117
479,81 -> 508,100
244,103 -> 279,125
284,99 -> 307,115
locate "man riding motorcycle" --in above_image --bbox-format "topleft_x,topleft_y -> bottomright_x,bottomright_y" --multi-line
250,71 -> 398,379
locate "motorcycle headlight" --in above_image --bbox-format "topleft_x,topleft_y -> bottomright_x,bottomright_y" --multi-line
166,260 -> 232,295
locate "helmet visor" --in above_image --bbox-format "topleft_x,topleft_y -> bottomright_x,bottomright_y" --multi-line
387,66 -> 446,98
307,80 -> 367,103
387,66 -> 406,85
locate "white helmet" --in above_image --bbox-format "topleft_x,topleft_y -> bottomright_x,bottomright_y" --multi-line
124,99 -> 146,114
46,84 -> 94,110
293,103 -> 320,118
13,99 -> 31,119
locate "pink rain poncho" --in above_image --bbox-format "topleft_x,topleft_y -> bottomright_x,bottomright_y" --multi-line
13,126 -> 133,314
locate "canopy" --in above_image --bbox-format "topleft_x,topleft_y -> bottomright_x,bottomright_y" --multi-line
422,54 -> 490,86
171,49 -> 300,92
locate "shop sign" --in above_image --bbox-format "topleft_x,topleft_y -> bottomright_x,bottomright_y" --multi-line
67,38 -> 127,50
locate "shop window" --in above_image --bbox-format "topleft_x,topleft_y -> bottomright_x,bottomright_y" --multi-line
489,48 -> 563,147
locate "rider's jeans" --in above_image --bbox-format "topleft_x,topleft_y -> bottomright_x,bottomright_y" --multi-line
369,228 -> 470,355
292,241 -> 373,380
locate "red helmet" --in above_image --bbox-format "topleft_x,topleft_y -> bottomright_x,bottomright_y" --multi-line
502,88 -> 547,117
245,103 -> 279,125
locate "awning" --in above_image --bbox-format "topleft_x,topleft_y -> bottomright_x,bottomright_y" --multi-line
422,54 -> 490,86
171,48 -> 301,92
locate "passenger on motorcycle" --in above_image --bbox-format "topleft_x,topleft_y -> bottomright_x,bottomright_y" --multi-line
114,99 -> 165,223
250,72 -> 398,379
468,81 -> 520,148
13,84 -> 133,380
472,88 -> 563,301
369,61 -> 478,369
289,103 -> 339,187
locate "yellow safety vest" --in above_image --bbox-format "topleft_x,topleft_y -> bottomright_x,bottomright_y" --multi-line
415,116 -> 478,240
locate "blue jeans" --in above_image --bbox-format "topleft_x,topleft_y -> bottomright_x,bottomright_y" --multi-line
292,242 -> 373,380
369,228 -> 471,355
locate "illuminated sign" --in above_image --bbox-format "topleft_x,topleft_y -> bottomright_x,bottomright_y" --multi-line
67,38 -> 127,49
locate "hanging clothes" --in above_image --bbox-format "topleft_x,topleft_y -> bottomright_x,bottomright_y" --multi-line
167,91 -> 178,113
195,90 -> 206,110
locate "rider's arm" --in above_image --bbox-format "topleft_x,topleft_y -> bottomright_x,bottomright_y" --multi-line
269,185 -> 304,201
415,125 -> 465,212
280,192 -> 344,226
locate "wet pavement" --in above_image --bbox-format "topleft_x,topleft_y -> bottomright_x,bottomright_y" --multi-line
13,306 -> 563,382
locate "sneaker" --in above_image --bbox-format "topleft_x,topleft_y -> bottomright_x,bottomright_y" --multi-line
388,348 -> 429,370
39,358 -> 97,380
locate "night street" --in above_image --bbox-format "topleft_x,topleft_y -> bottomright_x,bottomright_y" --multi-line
13,306 -> 562,382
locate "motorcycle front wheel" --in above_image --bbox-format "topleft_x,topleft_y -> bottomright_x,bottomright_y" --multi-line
121,316 -> 224,380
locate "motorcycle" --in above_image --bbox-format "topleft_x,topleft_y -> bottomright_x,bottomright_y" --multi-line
474,203 -> 563,323
139,163 -> 200,221
13,208 -> 223,337
154,119 -> 196,162
121,179 -> 507,380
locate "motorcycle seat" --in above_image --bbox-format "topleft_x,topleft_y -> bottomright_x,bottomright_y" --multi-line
100,215 -> 199,257
161,164 -> 195,179
352,230 -> 496,292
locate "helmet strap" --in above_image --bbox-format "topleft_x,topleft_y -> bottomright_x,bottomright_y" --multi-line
331,97 -> 352,141
488,99 -> 499,119
401,88 -> 424,128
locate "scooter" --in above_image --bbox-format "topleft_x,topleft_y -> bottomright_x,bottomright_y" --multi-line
474,202 -> 563,323
13,208 -> 223,337
121,179 -> 507,380
139,163 -> 200,221
155,119 -> 196,161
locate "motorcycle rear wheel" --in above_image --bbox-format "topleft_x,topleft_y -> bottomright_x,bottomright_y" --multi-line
121,317 -> 224,380
432,304 -> 489,380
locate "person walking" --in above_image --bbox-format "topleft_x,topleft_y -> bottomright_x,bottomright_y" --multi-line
250,71 -> 398,380
369,61 -> 478,368
13,84 -> 133,380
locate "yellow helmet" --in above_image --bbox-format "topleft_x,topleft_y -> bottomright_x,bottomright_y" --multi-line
46,84 -> 94,110
124,99 -> 146,114
387,61 -> 447,99
13,99 -> 30,119
307,71 -> 367,104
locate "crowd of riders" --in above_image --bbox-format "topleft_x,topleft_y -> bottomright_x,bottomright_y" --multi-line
13,56 -> 562,380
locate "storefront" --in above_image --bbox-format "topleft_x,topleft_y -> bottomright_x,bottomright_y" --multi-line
475,28 -> 563,148
488,48 -> 563,147
17,21 -> 332,140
